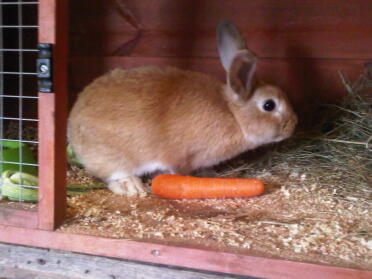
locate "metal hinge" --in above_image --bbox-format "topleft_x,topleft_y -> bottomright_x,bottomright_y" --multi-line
37,43 -> 53,93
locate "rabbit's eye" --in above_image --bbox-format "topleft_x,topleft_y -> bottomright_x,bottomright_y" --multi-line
263,99 -> 276,112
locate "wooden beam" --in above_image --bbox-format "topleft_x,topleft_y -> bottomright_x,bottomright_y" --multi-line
0,243 -> 244,279
0,207 -> 38,229
0,225 -> 371,279
38,0 -> 69,230
38,94 -> 67,230
0,266 -> 74,279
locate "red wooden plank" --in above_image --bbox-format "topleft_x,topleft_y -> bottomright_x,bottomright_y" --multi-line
68,56 -> 366,108
0,225 -> 371,279
70,29 -> 372,59
38,0 -> 56,43
38,0 -> 69,230
38,94 -> 67,230
69,0 -> 372,59
0,208 -> 38,229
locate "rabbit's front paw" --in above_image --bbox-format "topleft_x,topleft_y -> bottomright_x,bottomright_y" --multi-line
108,176 -> 145,196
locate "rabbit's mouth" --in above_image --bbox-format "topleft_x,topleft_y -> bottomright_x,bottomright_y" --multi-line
273,134 -> 288,143
279,115 -> 298,140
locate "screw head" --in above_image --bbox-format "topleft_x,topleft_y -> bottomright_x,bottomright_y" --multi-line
151,250 -> 161,256
39,64 -> 49,73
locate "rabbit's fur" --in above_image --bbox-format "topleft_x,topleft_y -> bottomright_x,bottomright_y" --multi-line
68,21 -> 297,195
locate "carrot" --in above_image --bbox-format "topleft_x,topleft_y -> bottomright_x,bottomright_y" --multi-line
151,174 -> 265,199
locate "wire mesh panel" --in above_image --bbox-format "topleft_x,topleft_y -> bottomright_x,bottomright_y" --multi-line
0,0 -> 39,203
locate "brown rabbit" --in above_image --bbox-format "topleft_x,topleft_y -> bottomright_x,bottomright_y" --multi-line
68,21 -> 298,195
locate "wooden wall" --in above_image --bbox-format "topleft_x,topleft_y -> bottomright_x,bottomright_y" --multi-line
69,0 -> 372,110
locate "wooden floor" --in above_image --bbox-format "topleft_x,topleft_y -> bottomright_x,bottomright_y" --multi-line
0,243 -> 258,279
0,266 -> 79,279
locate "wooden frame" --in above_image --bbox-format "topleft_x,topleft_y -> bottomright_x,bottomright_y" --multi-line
0,207 -> 38,229
37,0 -> 68,230
1,1 -> 371,278
1,224 -> 371,279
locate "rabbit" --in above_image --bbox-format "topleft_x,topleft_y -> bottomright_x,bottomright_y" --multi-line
68,21 -> 298,195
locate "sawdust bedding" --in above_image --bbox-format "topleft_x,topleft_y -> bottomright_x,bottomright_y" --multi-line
59,164 -> 372,270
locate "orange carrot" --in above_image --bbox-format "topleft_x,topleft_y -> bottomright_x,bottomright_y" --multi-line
151,174 -> 265,199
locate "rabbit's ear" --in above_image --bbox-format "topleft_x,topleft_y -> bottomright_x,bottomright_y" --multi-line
217,21 -> 246,70
217,21 -> 257,101
228,51 -> 257,101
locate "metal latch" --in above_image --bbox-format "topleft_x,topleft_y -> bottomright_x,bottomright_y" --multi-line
37,43 -> 53,93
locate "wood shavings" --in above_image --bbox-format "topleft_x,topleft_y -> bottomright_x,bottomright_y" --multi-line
59,168 -> 372,270
67,165 -> 102,186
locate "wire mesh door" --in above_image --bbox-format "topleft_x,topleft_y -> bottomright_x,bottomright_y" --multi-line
0,0 -> 40,227
0,0 -> 68,229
